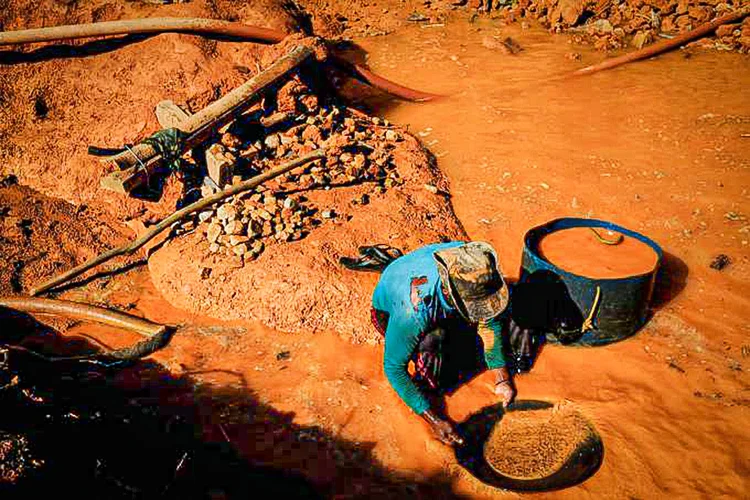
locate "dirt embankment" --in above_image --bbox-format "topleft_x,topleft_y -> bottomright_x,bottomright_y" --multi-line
0,176 -> 122,297
0,0 -> 298,219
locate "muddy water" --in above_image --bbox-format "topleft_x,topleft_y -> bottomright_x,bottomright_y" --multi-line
539,227 -> 659,278
45,19 -> 750,499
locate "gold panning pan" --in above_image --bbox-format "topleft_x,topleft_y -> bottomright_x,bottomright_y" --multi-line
454,400 -> 604,492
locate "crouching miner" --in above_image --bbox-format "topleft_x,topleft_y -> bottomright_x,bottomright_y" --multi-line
371,241 -> 513,446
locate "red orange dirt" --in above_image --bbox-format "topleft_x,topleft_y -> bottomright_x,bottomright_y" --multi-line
1,0 -> 749,498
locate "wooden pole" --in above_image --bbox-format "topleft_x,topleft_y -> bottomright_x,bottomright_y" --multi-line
101,44 -> 314,194
0,17 -> 440,102
31,148 -> 328,296
0,17 -> 286,46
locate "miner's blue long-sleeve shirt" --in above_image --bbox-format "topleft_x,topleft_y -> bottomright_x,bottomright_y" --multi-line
372,242 -> 506,415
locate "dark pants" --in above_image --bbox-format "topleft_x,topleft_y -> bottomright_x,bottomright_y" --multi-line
372,309 -> 486,394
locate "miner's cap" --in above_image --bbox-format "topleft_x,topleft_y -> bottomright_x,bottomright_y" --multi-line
434,241 -> 509,323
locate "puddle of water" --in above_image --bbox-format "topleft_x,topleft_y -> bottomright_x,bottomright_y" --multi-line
348,19 -> 750,278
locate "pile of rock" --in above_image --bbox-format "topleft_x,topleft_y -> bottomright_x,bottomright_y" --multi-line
497,0 -> 749,52
199,191 -> 311,260
192,96 -> 405,261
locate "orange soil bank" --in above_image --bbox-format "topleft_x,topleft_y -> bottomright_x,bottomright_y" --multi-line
539,227 -> 659,279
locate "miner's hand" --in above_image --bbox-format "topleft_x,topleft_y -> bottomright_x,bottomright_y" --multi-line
494,380 -> 516,409
422,409 -> 464,447
492,367 -> 516,409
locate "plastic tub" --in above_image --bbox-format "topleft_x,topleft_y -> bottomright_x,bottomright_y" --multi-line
521,217 -> 662,346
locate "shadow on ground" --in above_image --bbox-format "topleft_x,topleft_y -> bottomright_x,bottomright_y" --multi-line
651,251 -> 689,310
0,308 -> 462,499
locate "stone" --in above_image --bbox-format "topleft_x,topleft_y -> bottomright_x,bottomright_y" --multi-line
321,209 -> 336,219
298,175 -> 314,190
559,0 -> 585,25
264,134 -> 281,150
588,19 -> 614,35
205,143 -> 235,187
385,129 -> 401,142
283,197 -> 298,210
198,211 -> 213,223
256,208 -> 273,221
229,235 -> 250,246
233,243 -> 249,256
631,31 -> 651,49
201,183 -> 218,198
263,195 -> 279,208
352,154 -> 367,170
216,204 -> 238,221
240,143 -> 261,160
221,132 -> 242,150
209,243 -> 220,253
247,220 -> 261,237
251,240 -> 265,255
225,219 -> 245,235
206,223 -> 222,244
716,23 -> 740,38
302,124 -> 323,143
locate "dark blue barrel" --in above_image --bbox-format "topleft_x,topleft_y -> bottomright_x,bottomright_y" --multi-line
521,218 -> 663,346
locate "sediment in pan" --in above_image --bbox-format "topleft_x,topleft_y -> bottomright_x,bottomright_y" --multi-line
483,405 -> 594,480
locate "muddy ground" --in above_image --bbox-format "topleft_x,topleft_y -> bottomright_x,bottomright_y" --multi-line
1,0 -> 749,498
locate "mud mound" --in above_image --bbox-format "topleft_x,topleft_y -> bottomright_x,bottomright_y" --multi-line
149,126 -> 465,343
0,177 -> 122,296
483,403 -> 594,480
